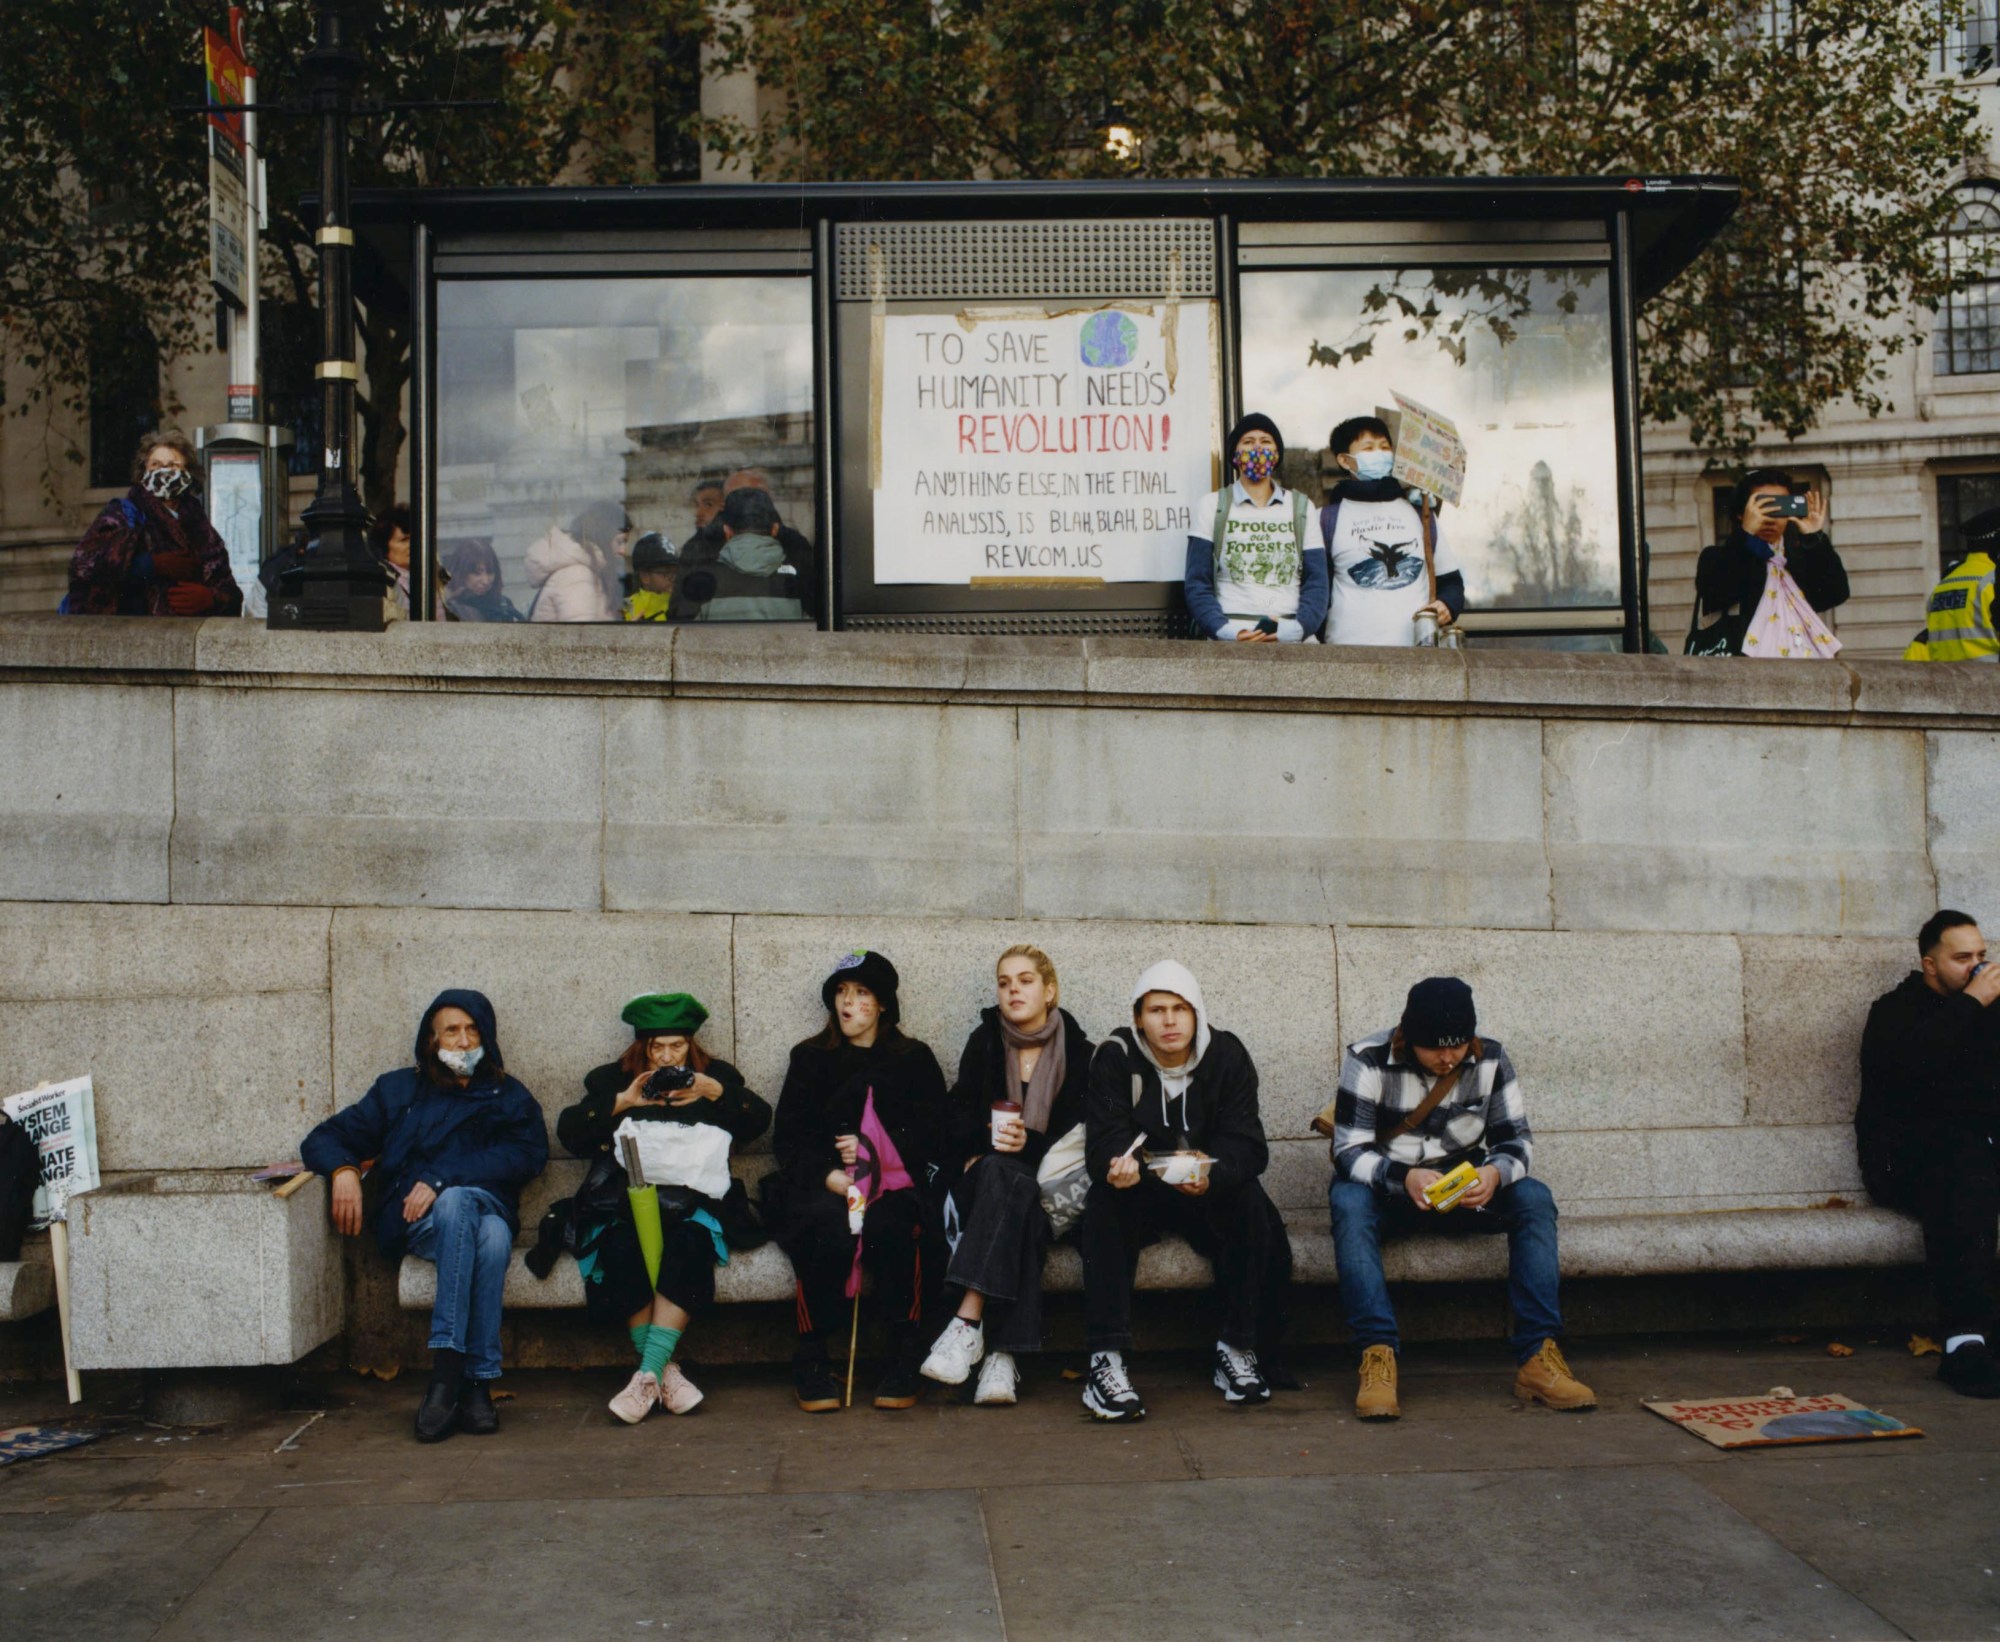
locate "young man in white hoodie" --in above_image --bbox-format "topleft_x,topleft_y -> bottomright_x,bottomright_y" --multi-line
1078,960 -> 1286,1420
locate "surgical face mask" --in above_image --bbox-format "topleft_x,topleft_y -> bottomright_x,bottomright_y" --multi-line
1235,446 -> 1279,484
438,1045 -> 484,1076
1349,450 -> 1395,482
142,465 -> 195,501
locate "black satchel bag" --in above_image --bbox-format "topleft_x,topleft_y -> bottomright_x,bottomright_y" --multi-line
0,1113 -> 42,1261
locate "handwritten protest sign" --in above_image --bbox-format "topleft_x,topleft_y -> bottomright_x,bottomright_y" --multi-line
2,1077 -> 99,1227
872,304 -> 1220,584
1382,392 -> 1467,505
1644,1392 -> 1922,1449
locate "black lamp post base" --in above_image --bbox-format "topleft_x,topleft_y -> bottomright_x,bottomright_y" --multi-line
266,574 -> 391,632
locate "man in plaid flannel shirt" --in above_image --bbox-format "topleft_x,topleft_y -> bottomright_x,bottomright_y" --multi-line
1327,976 -> 1594,1420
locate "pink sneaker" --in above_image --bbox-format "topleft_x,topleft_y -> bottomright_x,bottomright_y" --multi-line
659,1361 -> 705,1415
608,1369 -> 660,1425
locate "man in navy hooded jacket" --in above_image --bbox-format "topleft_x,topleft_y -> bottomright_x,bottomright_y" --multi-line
303,989 -> 548,1441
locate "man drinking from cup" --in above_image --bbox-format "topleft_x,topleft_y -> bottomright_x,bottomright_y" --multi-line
1078,960 -> 1288,1419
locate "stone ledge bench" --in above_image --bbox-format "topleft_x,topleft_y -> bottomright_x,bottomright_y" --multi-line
0,1236 -> 54,1322
399,1203 -> 1927,1312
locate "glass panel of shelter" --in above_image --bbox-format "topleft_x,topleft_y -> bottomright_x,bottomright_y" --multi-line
1236,259 -> 1621,624
433,273 -> 816,624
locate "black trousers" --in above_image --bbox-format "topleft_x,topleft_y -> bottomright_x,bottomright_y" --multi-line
1880,1135 -> 1999,1338
777,1186 -> 936,1346
1081,1174 -> 1279,1353
945,1153 -> 1051,1354
583,1216 -> 718,1325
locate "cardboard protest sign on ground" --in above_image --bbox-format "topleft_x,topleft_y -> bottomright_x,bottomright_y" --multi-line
1644,1393 -> 1922,1449
1,1078 -> 99,1226
872,302 -> 1220,584
1382,392 -> 1467,504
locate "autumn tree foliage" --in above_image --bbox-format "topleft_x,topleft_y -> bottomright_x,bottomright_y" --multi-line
709,1 -> 1991,459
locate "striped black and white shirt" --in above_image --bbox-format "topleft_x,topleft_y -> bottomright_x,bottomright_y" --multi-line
1330,1029 -> 1532,1193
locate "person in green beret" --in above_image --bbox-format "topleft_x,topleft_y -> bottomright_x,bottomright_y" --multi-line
554,992 -> 771,1423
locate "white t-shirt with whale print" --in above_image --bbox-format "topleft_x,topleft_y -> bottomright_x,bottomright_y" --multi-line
1323,492 -> 1459,648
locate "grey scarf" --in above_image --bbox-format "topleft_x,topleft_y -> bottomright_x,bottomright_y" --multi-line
1000,1010 -> 1065,1134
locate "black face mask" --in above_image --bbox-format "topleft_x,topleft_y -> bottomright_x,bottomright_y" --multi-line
142,466 -> 195,502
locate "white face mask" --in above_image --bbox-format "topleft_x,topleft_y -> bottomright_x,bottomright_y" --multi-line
438,1045 -> 484,1076
1350,450 -> 1396,482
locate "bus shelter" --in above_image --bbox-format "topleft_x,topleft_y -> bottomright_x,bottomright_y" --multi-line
352,176 -> 1736,649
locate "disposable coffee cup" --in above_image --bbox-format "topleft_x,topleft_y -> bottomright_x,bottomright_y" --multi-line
991,1099 -> 1022,1148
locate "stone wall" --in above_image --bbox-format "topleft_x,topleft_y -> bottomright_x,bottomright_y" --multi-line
2,617 -> 1996,1371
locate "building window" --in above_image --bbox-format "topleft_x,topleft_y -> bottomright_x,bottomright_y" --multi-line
1934,182 -> 2000,375
87,322 -> 160,490
1937,470 -> 2000,573
436,274 -> 816,623
1736,0 -> 1793,42
1938,1 -> 1999,75
653,28 -> 702,183
1243,265 -> 1618,608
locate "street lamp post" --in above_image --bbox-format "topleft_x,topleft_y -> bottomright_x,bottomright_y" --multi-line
267,1 -> 390,630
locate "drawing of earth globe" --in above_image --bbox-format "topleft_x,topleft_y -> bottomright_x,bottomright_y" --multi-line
1080,311 -> 1138,368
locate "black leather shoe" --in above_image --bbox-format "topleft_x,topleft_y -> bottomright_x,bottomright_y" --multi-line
415,1378 -> 461,1442
458,1380 -> 500,1435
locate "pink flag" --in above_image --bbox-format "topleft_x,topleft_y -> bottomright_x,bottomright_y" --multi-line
845,1088 -> 914,1299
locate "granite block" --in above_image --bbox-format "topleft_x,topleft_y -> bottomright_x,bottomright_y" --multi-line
728,914 -> 1337,1141
329,908 -> 735,1131
604,698 -> 1020,917
0,992 -> 332,1170
0,1252 -> 54,1320
1081,636 -> 1468,707
1739,935 -> 1913,1125
171,687 -> 604,909
1334,926 -> 1747,1131
69,1172 -> 342,1369
1017,707 -> 1549,927
0,684 -> 173,903
0,902 -> 329,1000
1927,730 -> 2000,917
1545,721 -> 1931,935
193,614 -> 673,689
1532,1123 -> 1863,1206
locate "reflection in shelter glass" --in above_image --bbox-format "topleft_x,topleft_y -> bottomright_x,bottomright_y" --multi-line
1240,267 -> 1617,610
436,277 -> 815,623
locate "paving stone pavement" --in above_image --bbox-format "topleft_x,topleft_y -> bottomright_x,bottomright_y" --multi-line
2,1334 -> 1994,1641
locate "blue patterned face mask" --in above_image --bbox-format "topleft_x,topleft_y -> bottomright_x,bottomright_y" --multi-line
1350,450 -> 1395,482
1235,446 -> 1279,483
438,1046 -> 484,1076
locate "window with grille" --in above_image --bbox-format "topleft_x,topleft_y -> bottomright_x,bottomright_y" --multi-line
1938,1 -> 2000,75
1937,470 -> 2000,572
1935,182 -> 2000,375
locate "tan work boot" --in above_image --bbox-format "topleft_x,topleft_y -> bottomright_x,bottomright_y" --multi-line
1355,1343 -> 1400,1420
1514,1339 -> 1596,1410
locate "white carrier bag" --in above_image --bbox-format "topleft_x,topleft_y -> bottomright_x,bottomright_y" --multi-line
613,1117 -> 733,1201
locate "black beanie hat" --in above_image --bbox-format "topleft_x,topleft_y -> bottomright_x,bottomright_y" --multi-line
822,949 -> 901,1026
1401,976 -> 1476,1050
1225,411 -> 1284,468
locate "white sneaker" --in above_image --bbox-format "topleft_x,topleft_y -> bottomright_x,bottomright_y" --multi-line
973,1351 -> 1018,1406
919,1317 -> 985,1386
608,1368 -> 660,1424
659,1360 -> 704,1415
1082,1350 -> 1145,1421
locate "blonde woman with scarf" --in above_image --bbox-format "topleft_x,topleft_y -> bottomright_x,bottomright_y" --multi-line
919,945 -> 1093,1406
1687,469 -> 1847,658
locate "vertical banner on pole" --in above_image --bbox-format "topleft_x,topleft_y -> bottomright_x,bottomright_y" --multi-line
204,26 -> 250,309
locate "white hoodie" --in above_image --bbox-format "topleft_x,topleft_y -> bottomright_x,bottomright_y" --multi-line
1129,959 -> 1212,1128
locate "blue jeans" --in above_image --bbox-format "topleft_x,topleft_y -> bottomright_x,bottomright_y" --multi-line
1328,1175 -> 1563,1364
404,1186 -> 513,1380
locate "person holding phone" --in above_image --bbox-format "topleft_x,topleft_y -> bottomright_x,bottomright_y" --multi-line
1687,469 -> 1848,656
553,993 -> 771,1423
1183,413 -> 1328,642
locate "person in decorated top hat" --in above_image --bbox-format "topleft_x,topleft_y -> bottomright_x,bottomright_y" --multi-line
1327,976 -> 1593,1421
551,991 -> 770,1423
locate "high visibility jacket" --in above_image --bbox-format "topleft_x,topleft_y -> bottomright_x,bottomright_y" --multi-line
1924,551 -> 1999,662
